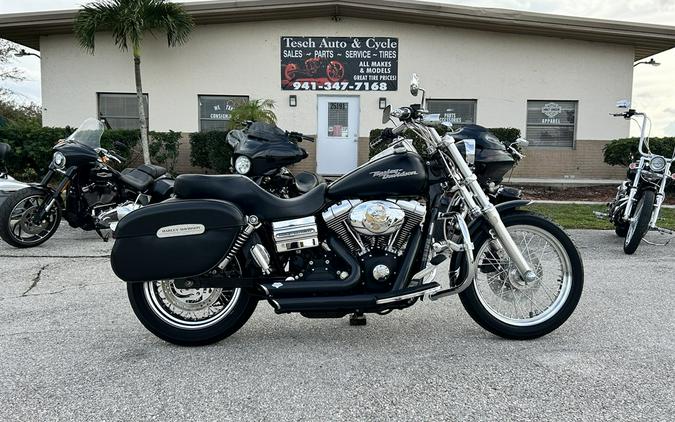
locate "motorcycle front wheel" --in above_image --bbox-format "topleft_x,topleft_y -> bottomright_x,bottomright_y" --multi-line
623,190 -> 655,254
459,212 -> 583,340
0,187 -> 61,248
126,258 -> 258,346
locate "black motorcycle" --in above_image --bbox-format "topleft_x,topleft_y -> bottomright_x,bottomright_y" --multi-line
227,121 -> 323,197
110,74 -> 583,346
0,118 -> 174,248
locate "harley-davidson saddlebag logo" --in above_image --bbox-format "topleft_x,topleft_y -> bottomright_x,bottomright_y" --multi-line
156,224 -> 206,238
370,169 -> 419,180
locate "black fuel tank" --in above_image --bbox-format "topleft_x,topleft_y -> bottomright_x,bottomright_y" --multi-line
327,151 -> 427,200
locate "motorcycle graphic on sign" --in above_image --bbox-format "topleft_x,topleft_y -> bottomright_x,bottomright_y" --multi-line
283,58 -> 346,84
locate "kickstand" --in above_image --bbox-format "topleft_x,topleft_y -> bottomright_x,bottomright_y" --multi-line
349,312 -> 367,326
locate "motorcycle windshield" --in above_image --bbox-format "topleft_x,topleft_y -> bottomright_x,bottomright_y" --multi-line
66,118 -> 104,149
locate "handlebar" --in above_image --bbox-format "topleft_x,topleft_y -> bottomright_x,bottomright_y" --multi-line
287,131 -> 314,142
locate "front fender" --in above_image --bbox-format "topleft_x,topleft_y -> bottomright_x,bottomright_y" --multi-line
466,200 -> 532,238
448,200 -> 532,283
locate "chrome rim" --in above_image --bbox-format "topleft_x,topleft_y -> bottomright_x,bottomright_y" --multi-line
473,225 -> 573,327
8,195 -> 59,244
143,260 -> 242,330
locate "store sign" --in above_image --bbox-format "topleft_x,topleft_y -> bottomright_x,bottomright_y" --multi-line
199,96 -> 248,121
527,101 -> 577,126
281,36 -> 398,91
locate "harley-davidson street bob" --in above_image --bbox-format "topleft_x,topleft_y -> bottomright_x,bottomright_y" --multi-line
227,121 -> 323,197
598,101 -> 674,254
112,75 -> 583,346
0,118 -> 174,248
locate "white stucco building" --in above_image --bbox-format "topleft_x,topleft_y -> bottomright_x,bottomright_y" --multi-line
2,0 -> 675,178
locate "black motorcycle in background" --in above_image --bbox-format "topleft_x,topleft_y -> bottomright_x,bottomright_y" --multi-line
226,121 -> 323,197
0,118 -> 174,248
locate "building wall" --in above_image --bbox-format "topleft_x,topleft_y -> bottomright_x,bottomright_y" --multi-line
40,16 -> 634,178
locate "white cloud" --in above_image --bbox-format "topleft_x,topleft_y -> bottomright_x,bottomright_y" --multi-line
1,0 -> 674,136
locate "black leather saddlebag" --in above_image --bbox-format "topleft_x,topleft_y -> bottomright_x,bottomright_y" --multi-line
111,199 -> 245,282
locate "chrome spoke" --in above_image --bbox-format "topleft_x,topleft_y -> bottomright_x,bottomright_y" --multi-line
473,225 -> 573,327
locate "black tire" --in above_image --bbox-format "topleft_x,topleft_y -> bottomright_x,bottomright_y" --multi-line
623,190 -> 655,255
614,223 -> 629,237
0,187 -> 61,248
127,282 -> 258,346
459,212 -> 584,340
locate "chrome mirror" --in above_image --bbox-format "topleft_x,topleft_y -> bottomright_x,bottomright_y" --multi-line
410,73 -> 420,96
514,138 -> 529,148
616,99 -> 631,109
382,104 -> 391,124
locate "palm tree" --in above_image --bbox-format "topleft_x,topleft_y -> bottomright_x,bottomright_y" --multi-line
228,99 -> 278,130
74,0 -> 193,164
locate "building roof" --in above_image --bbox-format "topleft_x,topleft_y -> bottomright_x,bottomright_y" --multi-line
1,0 -> 674,60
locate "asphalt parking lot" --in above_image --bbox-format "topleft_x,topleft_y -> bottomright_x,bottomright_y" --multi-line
0,227 -> 673,421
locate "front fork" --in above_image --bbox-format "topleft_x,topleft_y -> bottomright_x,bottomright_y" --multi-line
32,167 -> 75,224
440,134 -> 537,283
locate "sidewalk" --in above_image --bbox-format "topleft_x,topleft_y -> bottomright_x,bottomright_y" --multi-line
508,177 -> 623,187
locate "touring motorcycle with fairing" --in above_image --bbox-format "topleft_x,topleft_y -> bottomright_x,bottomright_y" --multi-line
0,118 -> 174,248
111,75 -> 583,346
227,121 -> 323,197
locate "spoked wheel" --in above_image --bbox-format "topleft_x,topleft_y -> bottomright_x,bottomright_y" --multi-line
127,258 -> 258,346
0,188 -> 61,248
623,190 -> 654,254
459,212 -> 583,339
326,61 -> 345,82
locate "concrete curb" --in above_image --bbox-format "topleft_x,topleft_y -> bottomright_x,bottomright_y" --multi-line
531,199 -> 675,209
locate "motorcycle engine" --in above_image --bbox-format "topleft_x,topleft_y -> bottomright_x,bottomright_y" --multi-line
321,199 -> 426,291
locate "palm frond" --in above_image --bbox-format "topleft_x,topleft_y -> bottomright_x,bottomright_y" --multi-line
143,0 -> 194,47
74,0 -> 122,53
74,0 -> 194,54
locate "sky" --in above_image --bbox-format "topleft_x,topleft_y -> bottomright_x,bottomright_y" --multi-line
0,0 -> 674,136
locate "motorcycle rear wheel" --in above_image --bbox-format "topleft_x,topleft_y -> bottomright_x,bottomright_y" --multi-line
0,187 -> 61,248
127,258 -> 258,346
623,190 -> 655,254
459,212 -> 583,340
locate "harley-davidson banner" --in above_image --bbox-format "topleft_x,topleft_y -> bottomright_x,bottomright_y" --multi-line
281,36 -> 398,91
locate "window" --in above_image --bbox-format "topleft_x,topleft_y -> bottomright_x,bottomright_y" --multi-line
198,95 -> 249,131
426,99 -> 477,128
327,101 -> 349,137
97,93 -> 148,130
526,101 -> 577,147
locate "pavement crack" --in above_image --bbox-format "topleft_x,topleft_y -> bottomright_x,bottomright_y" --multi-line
22,263 -> 50,296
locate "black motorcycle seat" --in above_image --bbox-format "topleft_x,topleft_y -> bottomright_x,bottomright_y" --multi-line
0,142 -> 10,161
120,168 -> 155,191
174,174 -> 327,221
295,171 -> 323,194
137,164 -> 166,178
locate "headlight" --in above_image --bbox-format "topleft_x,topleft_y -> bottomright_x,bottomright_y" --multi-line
650,155 -> 667,172
234,156 -> 251,174
52,151 -> 66,169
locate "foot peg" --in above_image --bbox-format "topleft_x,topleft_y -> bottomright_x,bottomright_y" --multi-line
593,211 -> 609,220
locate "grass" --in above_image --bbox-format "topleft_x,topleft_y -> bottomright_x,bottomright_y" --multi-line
527,203 -> 675,230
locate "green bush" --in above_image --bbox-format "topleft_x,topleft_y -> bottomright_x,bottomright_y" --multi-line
149,130 -> 181,174
189,130 -> 232,174
603,137 -> 675,168
0,125 -> 180,181
368,126 -> 521,159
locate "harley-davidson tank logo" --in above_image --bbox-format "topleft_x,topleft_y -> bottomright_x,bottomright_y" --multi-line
370,169 -> 419,180
156,224 -> 205,238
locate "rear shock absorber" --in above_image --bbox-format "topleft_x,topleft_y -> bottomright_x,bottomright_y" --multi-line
218,215 -> 260,270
